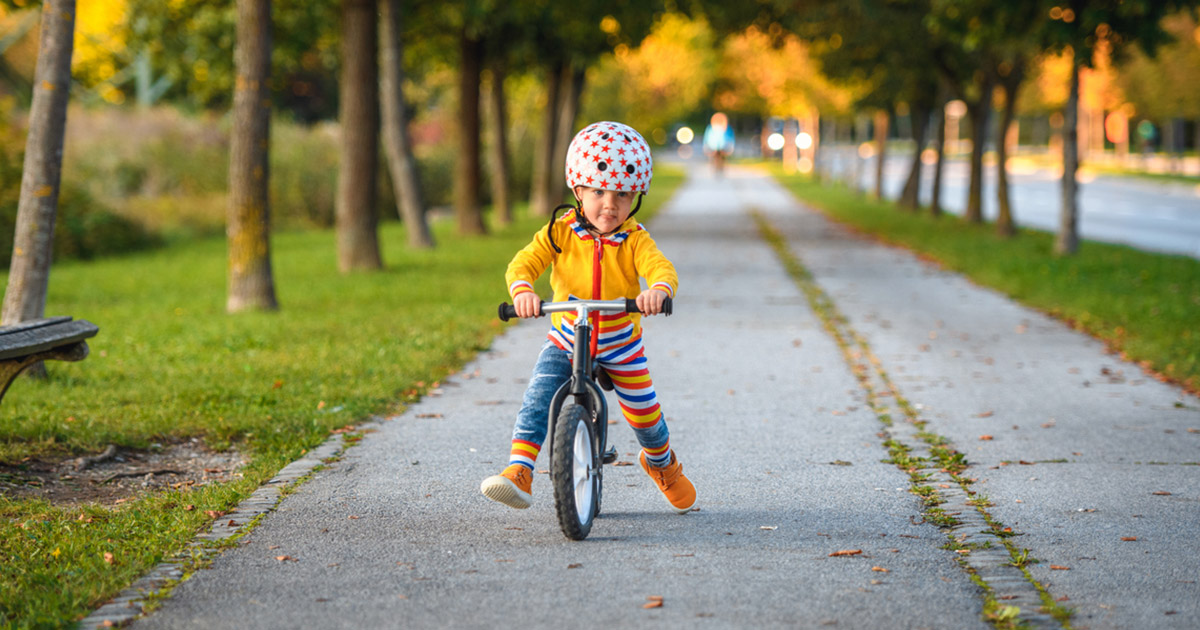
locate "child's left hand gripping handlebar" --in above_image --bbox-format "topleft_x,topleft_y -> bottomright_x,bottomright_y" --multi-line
498,297 -> 673,322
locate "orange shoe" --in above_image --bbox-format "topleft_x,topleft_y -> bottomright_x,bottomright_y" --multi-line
480,464 -> 533,509
639,450 -> 696,514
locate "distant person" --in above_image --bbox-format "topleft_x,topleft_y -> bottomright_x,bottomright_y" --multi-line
480,121 -> 696,515
703,112 -> 735,173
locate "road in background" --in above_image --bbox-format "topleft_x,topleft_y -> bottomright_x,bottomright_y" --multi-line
820,148 -> 1200,259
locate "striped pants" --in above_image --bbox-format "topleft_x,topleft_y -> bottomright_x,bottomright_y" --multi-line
507,340 -> 671,471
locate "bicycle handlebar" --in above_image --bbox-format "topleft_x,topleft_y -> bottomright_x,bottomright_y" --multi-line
498,297 -> 673,322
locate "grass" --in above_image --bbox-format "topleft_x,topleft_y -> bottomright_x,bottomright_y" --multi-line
0,167 -> 684,628
765,164 -> 1200,394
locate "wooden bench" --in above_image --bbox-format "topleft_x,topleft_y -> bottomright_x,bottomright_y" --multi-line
0,317 -> 99,403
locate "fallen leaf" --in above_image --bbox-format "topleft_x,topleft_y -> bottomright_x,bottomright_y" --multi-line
1041,421 -> 1056,429
979,435 -> 994,441
103,552 -> 115,565
276,555 -> 293,562
1056,595 -> 1070,602
760,526 -> 778,531
348,515 -> 360,520
1121,537 -> 1138,541
268,545 -> 280,550
205,510 -> 226,519
614,461 -> 634,467
643,600 -> 663,609
184,504 -> 195,511
272,380 -> 283,389
567,563 -> 582,569
976,411 -> 994,418
1152,491 -> 1172,496
998,595 -> 1018,600
1050,565 -> 1071,571
829,549 -> 863,557
871,566 -> 889,573
416,413 -> 443,419
227,519 -> 238,527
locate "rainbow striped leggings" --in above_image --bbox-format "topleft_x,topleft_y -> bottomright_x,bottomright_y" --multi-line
507,341 -> 671,470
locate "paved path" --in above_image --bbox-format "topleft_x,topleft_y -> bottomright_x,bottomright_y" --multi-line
131,164 -> 1199,630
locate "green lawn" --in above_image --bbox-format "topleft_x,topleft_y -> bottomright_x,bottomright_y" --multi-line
0,167 -> 683,628
766,164 -> 1200,395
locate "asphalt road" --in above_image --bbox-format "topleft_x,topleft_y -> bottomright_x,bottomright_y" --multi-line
131,163 -> 1200,630
823,148 -> 1200,259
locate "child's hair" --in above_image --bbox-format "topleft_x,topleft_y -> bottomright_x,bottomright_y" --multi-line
546,122 -> 654,252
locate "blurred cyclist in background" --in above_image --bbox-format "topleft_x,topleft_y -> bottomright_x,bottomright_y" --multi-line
703,112 -> 735,174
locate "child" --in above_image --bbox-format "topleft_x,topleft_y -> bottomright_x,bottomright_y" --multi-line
480,121 -> 695,514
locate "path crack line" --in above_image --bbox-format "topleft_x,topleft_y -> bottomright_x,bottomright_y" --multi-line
752,208 -> 1073,630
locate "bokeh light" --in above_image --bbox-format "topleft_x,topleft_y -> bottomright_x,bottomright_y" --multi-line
767,133 -> 785,151
675,127 -> 695,144
795,132 -> 813,150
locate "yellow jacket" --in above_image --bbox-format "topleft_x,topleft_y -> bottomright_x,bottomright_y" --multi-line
506,210 -> 677,337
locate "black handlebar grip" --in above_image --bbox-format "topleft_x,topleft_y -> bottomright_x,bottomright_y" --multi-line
624,296 -> 673,316
498,303 -> 518,322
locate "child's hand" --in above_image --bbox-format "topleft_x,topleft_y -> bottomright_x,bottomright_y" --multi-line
514,292 -> 542,318
636,289 -> 669,316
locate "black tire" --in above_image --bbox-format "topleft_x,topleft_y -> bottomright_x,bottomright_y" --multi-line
551,403 -> 599,540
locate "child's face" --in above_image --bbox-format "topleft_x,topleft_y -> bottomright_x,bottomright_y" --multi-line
574,186 -> 634,235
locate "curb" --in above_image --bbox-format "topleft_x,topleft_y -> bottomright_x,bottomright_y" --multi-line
78,432 -> 352,629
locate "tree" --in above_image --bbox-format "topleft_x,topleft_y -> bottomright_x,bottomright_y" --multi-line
485,59 -> 512,226
2,0 -> 76,360
1040,0 -> 1200,255
227,0 -> 279,312
791,0 -> 938,209
529,3 -> 659,216
380,0 -> 434,248
336,0 -> 383,271
455,23 -> 486,235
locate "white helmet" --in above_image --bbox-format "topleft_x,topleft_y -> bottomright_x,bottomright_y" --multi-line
565,121 -> 653,194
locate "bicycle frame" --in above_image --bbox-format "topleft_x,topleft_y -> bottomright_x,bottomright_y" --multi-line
540,299 -> 629,466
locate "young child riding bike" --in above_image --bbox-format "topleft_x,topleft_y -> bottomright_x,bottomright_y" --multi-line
480,121 -> 696,515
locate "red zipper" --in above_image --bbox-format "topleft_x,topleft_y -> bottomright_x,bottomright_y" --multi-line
590,239 -> 602,360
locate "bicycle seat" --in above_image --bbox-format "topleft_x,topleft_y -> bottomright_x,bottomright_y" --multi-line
594,366 -> 614,391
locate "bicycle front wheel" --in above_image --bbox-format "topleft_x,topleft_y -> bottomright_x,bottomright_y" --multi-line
551,403 -> 599,540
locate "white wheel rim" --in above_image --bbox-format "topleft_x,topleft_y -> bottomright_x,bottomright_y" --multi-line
572,418 -> 594,522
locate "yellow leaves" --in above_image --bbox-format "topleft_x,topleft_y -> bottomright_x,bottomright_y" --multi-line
643,595 -> 664,609
51,547 -> 61,559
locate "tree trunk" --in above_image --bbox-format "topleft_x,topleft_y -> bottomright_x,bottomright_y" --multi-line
931,101 -> 946,218
552,63 -> 585,195
486,60 -> 512,227
900,103 -> 930,210
227,0 -> 278,313
1056,58 -> 1081,256
379,0 -> 433,249
996,69 -> 1023,238
529,61 -> 564,217
455,27 -> 486,235
873,109 -> 889,200
964,74 -> 994,223
337,0 -> 383,271
3,0 -> 77,363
